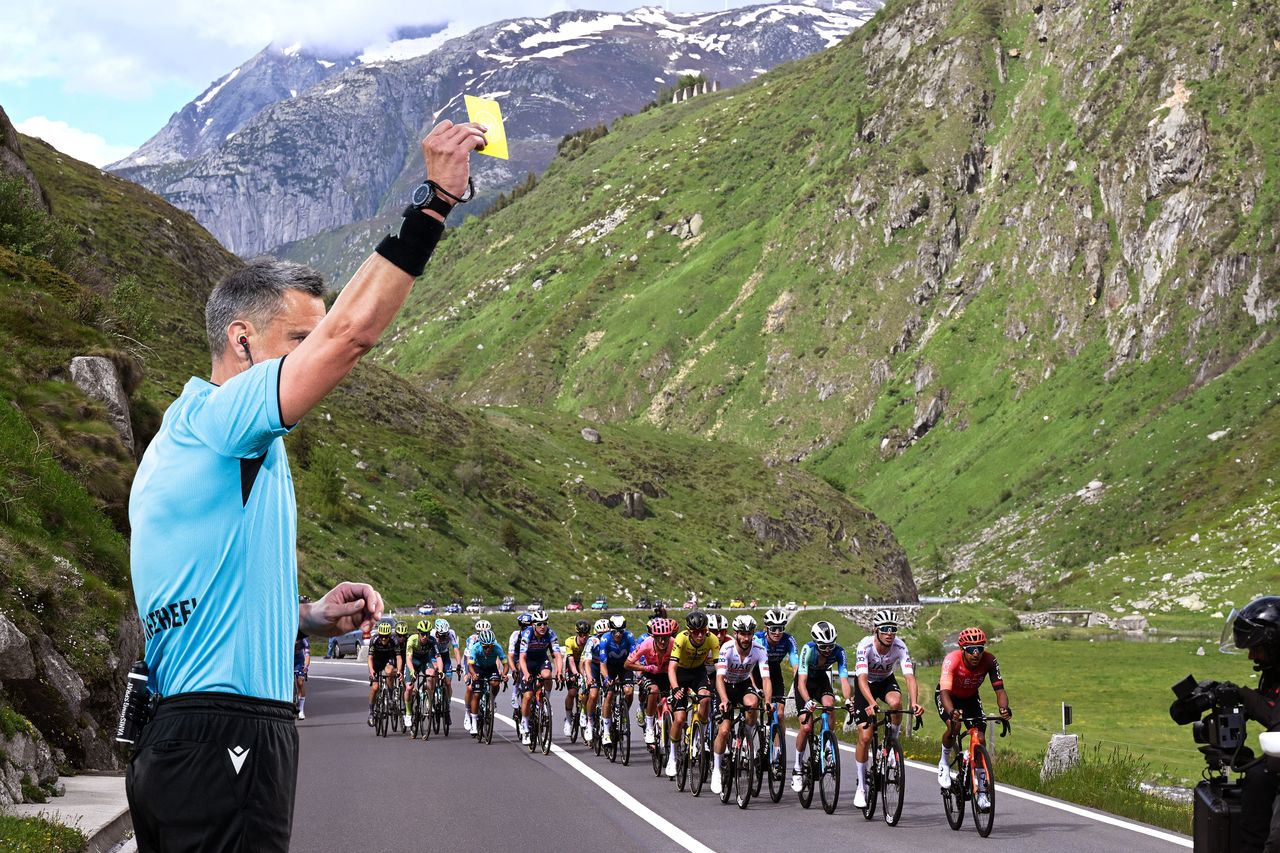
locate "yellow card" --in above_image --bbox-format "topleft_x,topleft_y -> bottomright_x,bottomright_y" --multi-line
464,95 -> 509,160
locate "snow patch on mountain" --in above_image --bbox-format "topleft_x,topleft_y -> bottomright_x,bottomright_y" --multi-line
195,68 -> 240,111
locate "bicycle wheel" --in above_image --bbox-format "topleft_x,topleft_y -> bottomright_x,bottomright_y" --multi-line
618,701 -> 632,766
884,739 -> 905,827
604,698 -> 619,762
409,692 -> 423,740
389,687 -> 401,734
735,727 -> 755,809
971,743 -> 996,837
432,687 -> 443,734
569,694 -> 581,744
539,694 -> 553,755
442,688 -> 451,737
592,710 -> 604,756
942,754 -> 966,830
767,718 -> 786,803
718,745 -> 734,805
819,729 -> 840,815
676,727 -> 690,791
375,688 -> 389,738
691,723 -> 706,796
651,711 -> 669,777
798,749 -> 815,809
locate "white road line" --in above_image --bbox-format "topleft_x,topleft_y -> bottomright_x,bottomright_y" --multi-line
477,700 -> 714,853
785,723 -> 1189,848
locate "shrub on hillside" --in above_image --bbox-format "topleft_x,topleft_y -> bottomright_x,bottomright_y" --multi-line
413,489 -> 450,530
0,173 -> 79,272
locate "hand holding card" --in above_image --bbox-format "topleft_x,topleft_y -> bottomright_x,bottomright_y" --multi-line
465,96 -> 509,160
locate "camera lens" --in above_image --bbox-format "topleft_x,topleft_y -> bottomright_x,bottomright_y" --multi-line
1193,719 -> 1211,745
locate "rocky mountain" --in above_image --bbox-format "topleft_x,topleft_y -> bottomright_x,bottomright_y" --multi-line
0,107 -> 913,801
377,0 -> 1280,614
109,2 -> 881,260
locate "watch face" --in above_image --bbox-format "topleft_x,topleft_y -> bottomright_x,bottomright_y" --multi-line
412,183 -> 433,208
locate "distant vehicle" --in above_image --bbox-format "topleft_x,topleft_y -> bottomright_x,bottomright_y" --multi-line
591,597 -> 608,610
527,598 -> 544,612
499,596 -> 515,613
748,600 -> 758,608
465,602 -> 482,614
682,600 -> 696,610
706,599 -> 721,609
332,616 -> 396,658
636,597 -> 651,610
445,602 -> 463,614
785,601 -> 798,611
728,598 -> 745,608
567,601 -> 583,611
417,604 -> 434,616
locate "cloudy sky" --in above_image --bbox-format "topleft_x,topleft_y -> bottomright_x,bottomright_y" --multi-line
0,1 -> 769,167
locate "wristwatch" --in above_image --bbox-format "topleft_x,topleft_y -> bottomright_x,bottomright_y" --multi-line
409,181 -> 454,219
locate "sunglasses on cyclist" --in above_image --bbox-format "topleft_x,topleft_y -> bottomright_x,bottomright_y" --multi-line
877,625 -> 898,634
735,629 -> 753,637
689,627 -> 708,636
766,626 -> 784,634
962,644 -> 985,654
534,621 -> 548,627
817,643 -> 834,654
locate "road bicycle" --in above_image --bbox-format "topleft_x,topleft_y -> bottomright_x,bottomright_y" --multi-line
798,701 -> 841,814
602,677 -> 632,765
472,674 -> 501,745
372,673 -> 396,738
566,674 -> 583,744
942,714 -> 1010,838
650,688 -> 673,778
761,696 -> 787,802
409,670 -> 434,741
717,692 -> 760,809
860,706 -> 923,825
525,676 -> 554,755
431,666 -> 457,736
673,688 -> 710,794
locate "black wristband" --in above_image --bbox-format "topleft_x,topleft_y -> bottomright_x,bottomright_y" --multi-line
375,210 -> 444,277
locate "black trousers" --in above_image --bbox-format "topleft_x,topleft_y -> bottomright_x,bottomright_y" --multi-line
1242,761 -> 1280,853
126,693 -> 298,853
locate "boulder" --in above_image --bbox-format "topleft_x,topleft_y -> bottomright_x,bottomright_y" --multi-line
0,728 -> 59,805
1041,733 -> 1080,782
33,636 -> 88,722
0,105 -> 51,212
70,356 -> 135,454
581,427 -> 602,444
0,613 -> 36,681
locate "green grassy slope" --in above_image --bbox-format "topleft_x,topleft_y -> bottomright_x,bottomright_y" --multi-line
375,0 -> 1280,613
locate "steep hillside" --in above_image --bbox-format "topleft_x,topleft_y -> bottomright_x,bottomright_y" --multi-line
378,0 -> 1280,614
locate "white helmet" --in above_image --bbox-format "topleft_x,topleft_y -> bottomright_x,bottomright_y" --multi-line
731,614 -> 757,633
871,609 -> 898,631
593,618 -> 610,634
608,614 -> 627,631
529,609 -> 548,623
474,619 -> 492,632
434,618 -> 451,633
811,620 -> 838,644
711,614 -> 728,631
764,608 -> 788,628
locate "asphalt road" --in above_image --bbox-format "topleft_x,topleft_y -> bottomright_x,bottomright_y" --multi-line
291,660 -> 1192,853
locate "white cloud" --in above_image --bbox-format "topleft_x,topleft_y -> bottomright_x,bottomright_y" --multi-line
13,117 -> 135,167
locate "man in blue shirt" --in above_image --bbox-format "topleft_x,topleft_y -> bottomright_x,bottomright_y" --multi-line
126,118 -> 487,853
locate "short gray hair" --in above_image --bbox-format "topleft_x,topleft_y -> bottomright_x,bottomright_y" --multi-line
205,258 -> 325,357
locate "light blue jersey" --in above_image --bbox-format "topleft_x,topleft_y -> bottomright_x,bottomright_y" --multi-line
129,358 -> 297,702
467,641 -> 507,669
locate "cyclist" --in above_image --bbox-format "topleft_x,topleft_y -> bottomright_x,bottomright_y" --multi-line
433,618 -> 462,725
792,620 -> 853,793
665,610 -> 719,777
633,606 -> 666,730
754,608 -> 798,746
562,619 -> 592,738
936,626 -> 1011,812
366,622 -> 403,727
626,617 -> 676,745
293,632 -> 310,720
580,618 -> 609,741
851,608 -> 923,809
404,619 -> 441,731
712,614 -> 770,795
393,620 -> 410,658
461,619 -> 493,733
465,629 -> 508,734
518,609 -> 564,745
597,614 -> 637,746
509,613 -> 533,712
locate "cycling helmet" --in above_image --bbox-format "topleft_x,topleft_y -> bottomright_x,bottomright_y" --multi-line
957,627 -> 987,648
478,630 -> 496,645
810,621 -> 838,644
872,608 -> 899,631
434,618 -> 451,633
518,613 -> 533,627
732,614 -> 757,633
576,619 -> 592,634
1230,597 -> 1280,666
474,619 -> 492,632
651,617 -> 677,637
394,622 -> 409,635
529,609 -> 548,623
609,614 -> 627,631
416,619 -> 430,633
764,608 -> 788,628
594,618 -> 610,634
376,622 -> 393,636
710,613 -> 728,631
686,610 -> 709,631
652,603 -> 668,618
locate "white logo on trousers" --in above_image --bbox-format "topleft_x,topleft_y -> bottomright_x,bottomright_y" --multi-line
228,745 -> 250,774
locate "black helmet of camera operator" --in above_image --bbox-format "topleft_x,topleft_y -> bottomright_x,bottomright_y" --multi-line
1234,596 -> 1280,663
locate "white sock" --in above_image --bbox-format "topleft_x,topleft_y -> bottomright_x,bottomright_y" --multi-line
298,698 -> 305,712
856,759 -> 868,787
714,753 -> 722,771
794,750 -> 805,771
941,746 -> 952,764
